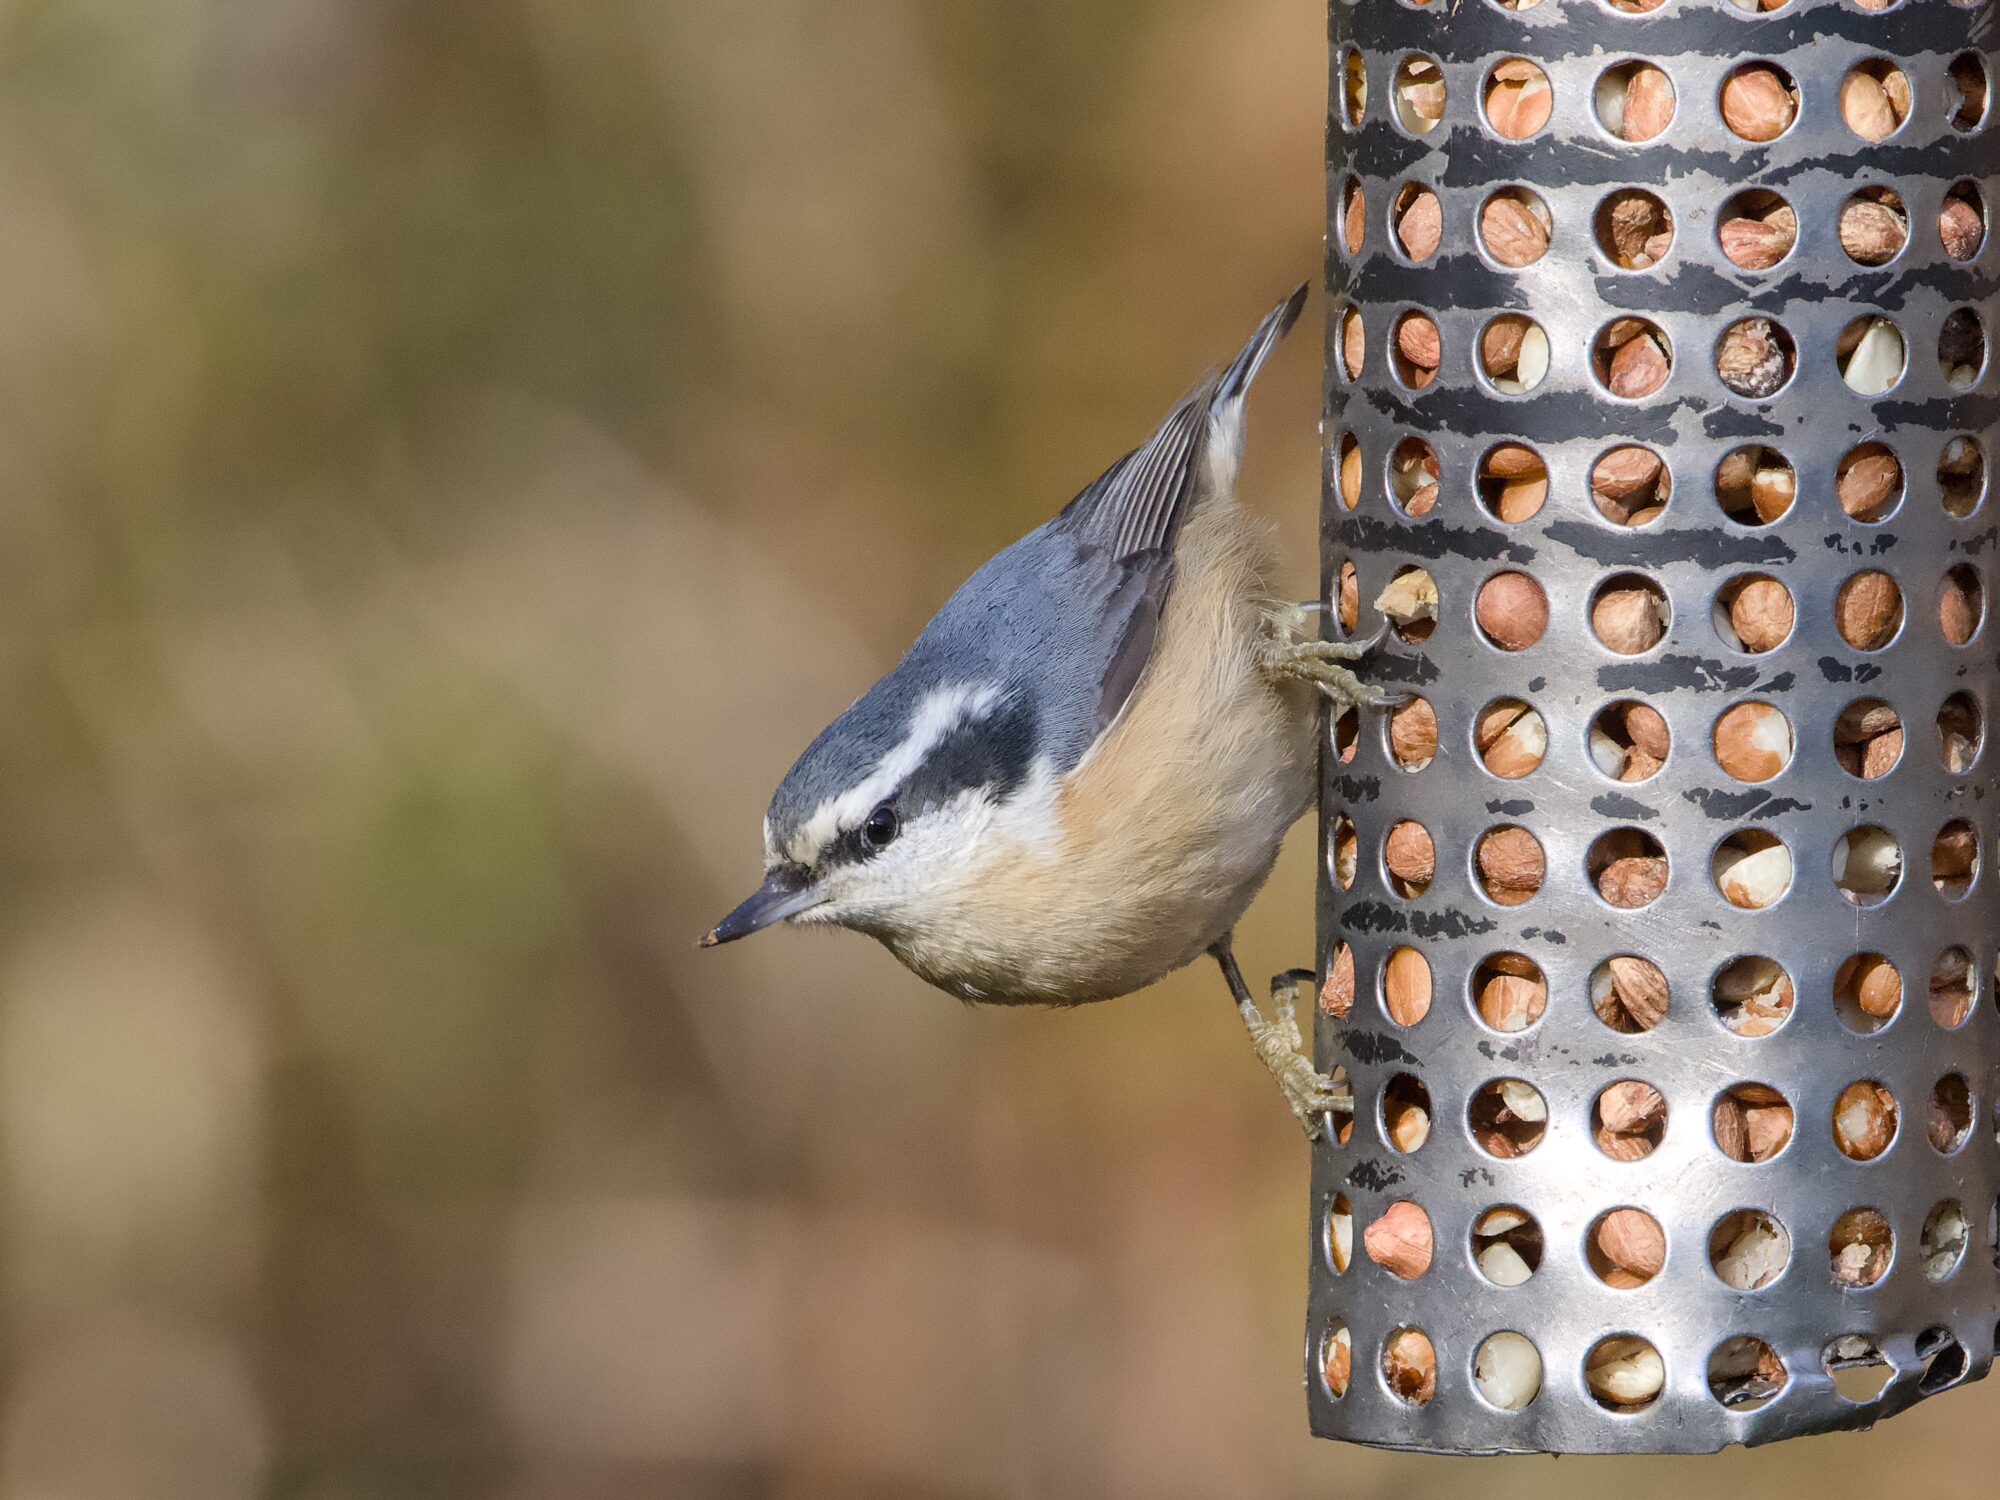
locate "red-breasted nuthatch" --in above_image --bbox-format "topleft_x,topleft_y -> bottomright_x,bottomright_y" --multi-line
702,287 -> 1389,1136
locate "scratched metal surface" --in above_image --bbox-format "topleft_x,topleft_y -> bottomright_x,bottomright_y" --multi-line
1315,0 -> 2000,1455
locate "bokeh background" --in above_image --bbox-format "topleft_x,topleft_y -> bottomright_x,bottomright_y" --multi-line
0,1 -> 1994,1496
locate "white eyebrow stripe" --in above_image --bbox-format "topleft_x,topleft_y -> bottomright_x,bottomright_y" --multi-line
793,681 -> 1002,862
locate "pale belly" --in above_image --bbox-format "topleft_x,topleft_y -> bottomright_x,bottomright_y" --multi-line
884,497 -> 1318,1005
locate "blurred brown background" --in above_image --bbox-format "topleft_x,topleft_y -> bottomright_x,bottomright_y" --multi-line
0,1 -> 1993,1496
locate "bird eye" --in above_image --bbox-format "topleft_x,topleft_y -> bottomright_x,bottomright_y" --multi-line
862,803 -> 900,850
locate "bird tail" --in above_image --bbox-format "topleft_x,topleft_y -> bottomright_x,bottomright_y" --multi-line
1215,282 -> 1308,408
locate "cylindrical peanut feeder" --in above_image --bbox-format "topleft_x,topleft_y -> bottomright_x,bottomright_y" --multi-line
1315,0 -> 2000,1454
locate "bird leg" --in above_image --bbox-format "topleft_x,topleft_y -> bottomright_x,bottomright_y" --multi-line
1211,937 -> 1351,1140
1260,615 -> 1403,712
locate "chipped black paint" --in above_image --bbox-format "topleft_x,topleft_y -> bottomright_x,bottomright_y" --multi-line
1682,787 -> 1815,821
1345,1158 -> 1404,1193
1596,655 -> 1763,694
1343,1029 -> 1420,1067
1590,791 -> 1659,822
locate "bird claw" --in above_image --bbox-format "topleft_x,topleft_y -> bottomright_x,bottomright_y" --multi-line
1261,618 -> 1403,712
1248,968 -> 1352,1140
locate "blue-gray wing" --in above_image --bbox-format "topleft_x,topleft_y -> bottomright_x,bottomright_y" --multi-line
905,285 -> 1307,772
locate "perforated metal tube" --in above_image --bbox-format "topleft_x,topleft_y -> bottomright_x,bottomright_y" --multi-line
1315,0 -> 2000,1454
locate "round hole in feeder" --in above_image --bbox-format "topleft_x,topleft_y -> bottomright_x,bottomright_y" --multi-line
1931,947 -> 1975,1030
1339,177 -> 1365,256
1834,952 -> 1903,1033
1483,57 -> 1552,139
1720,61 -> 1798,142
1918,1327 -> 1969,1394
1592,317 -> 1671,398
1387,435 -> 1439,518
1836,441 -> 1903,523
1949,51 -> 1988,132
1932,818 -> 1978,898
1391,181 -> 1442,262
1321,1319 -> 1354,1398
1593,1079 -> 1668,1161
1929,1075 -> 1974,1155
1365,1199 -> 1435,1277
1937,690 -> 1982,771
1714,444 -> 1793,526
1341,48 -> 1366,128
1595,188 -> 1672,270
1594,60 -> 1675,143
1589,699 -> 1669,781
1824,1335 -> 1895,1403
1392,54 -> 1447,136
1712,956 -> 1794,1037
1709,1209 -> 1791,1290
1834,569 -> 1904,650
1336,306 -> 1365,382
1714,829 -> 1790,910
1381,1076 -> 1435,1154
1336,559 -> 1359,634
1381,945 -> 1432,1026
1941,180 -> 1986,261
1939,435 -> 1986,517
1585,1335 -> 1665,1412
1328,810 -> 1357,891
1321,942 -> 1355,1018
1833,824 -> 1903,906
1331,706 -> 1358,765
1834,697 -> 1902,779
1472,1205 -> 1544,1285
1474,825 -> 1544,906
1590,573 -> 1670,654
1475,697 -> 1546,778
1473,1332 -> 1544,1412
1376,565 -> 1437,643
1712,701 -> 1792,783
1390,310 -> 1441,390
1386,695 -> 1436,771
1940,308 -> 1987,390
1713,1082 -> 1795,1163
1588,1207 -> 1667,1288
1716,316 -> 1796,399
1382,1327 -> 1437,1406
1589,827 -> 1668,909
1477,313 -> 1548,394
1939,564 -> 1985,645
1469,1077 -> 1547,1158
1383,818 -> 1434,897
1324,1193 -> 1354,1273
1472,952 -> 1546,1032
1840,58 -> 1911,142
1478,186 -> 1552,267
1591,444 -> 1670,526
1591,955 -> 1668,1033
1327,1066 -> 1355,1145
1717,188 -> 1795,270
1838,315 -> 1907,395
1832,1079 -> 1900,1161
1839,185 -> 1908,265
1477,442 -> 1548,523
1474,571 -> 1547,652
1714,576 -> 1793,655
1709,1335 -> 1788,1412
1830,1207 -> 1894,1288
1335,433 -> 1362,510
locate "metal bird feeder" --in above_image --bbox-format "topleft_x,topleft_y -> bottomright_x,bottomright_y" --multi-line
1315,0 -> 2000,1453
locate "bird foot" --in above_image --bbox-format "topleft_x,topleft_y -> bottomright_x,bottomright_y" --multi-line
1261,620 -> 1405,712
1245,968 -> 1353,1141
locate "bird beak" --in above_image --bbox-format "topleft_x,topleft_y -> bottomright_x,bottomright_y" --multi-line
699,865 -> 824,947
